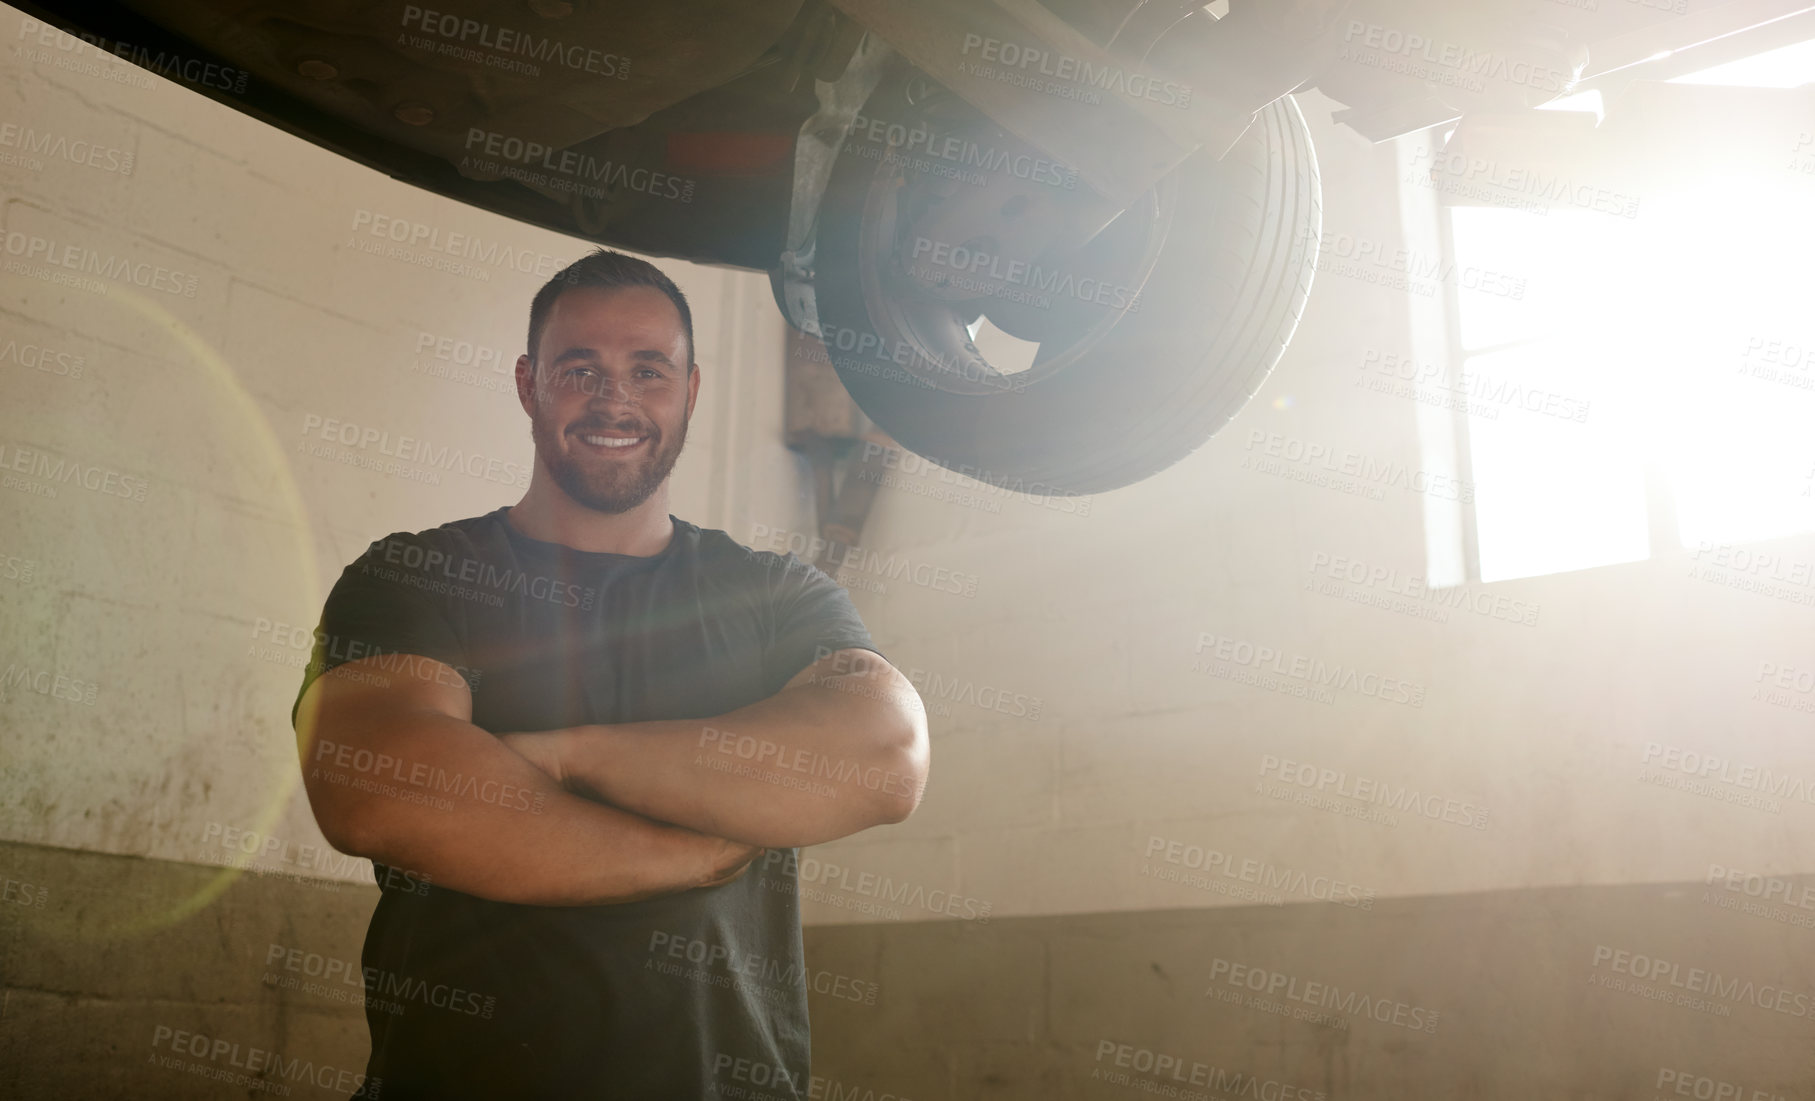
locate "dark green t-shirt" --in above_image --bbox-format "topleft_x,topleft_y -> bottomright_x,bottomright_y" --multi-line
291,506 -> 880,1100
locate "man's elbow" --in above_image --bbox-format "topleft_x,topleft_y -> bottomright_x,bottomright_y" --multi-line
877,785 -> 921,826
303,785 -> 381,861
873,744 -> 929,825
316,811 -> 373,860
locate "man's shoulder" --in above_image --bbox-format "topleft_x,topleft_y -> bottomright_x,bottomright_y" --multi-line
682,519 -> 827,585
350,510 -> 503,565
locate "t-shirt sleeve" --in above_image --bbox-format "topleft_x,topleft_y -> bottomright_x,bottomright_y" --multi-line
290,532 -> 470,727
762,554 -> 883,696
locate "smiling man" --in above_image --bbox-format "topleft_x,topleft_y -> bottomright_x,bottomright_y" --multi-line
291,249 -> 929,1100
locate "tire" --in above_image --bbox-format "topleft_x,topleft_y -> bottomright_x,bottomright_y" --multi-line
812,82 -> 1321,496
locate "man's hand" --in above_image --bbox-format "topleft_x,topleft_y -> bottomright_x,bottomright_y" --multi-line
502,728 -> 765,886
701,839 -> 767,888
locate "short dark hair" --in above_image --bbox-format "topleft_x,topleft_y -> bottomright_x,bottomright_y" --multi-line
526,248 -> 694,371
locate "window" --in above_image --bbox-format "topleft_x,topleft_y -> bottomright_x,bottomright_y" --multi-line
1422,52 -> 1815,583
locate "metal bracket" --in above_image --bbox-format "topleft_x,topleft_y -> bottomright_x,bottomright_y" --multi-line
778,32 -> 893,336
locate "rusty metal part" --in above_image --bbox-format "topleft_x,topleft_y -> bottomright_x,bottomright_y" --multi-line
782,329 -> 892,580
795,0 -> 872,85
826,0 -> 1332,205
778,32 -> 894,334
785,328 -> 871,446
810,433 -> 893,578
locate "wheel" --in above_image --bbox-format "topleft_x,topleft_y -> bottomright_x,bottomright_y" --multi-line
811,66 -> 1321,496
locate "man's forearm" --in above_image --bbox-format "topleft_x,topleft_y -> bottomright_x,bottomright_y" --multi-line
300,677 -> 756,905
535,670 -> 928,848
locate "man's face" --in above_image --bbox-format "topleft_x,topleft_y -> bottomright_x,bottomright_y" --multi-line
516,284 -> 699,514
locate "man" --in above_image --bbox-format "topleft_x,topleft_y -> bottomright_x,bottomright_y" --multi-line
291,248 -> 929,1100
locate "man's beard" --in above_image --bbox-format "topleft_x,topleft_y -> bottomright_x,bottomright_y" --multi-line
531,408 -> 688,515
